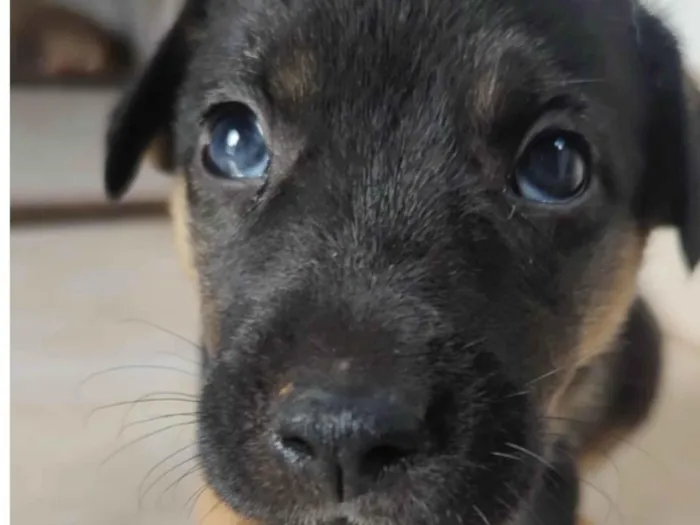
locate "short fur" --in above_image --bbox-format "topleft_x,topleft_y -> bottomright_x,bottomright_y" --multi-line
105,1 -> 700,524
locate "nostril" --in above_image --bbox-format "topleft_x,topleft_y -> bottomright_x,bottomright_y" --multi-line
280,435 -> 316,460
272,388 -> 428,499
360,442 -> 418,477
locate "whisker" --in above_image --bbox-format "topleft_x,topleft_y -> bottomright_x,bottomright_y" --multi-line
121,413 -> 198,435
576,477 -> 620,525
87,393 -> 196,422
138,442 -> 197,504
506,390 -> 529,398
463,338 -> 485,350
540,443 -> 622,524
491,451 -> 522,462
495,497 -> 518,524
541,416 -> 663,470
505,443 -> 555,471
185,484 -> 209,517
153,351 -> 200,367
472,505 -> 492,525
547,461 -> 622,525
144,453 -> 201,505
524,342 -> 610,393
100,421 -> 196,467
118,318 -> 203,353
525,366 -> 566,387
513,350 -> 608,400
158,463 -> 204,504
80,365 -> 197,392
117,391 -> 198,437
505,483 -> 545,525
545,77 -> 606,88
200,498 -> 225,525
546,435 -> 624,500
506,440 -> 622,525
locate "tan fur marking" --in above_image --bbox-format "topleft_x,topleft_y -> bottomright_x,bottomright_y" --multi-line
575,235 -> 644,364
146,133 -> 175,173
169,176 -> 197,284
470,29 -> 534,122
168,176 -> 221,351
270,50 -> 317,102
279,382 -> 295,398
195,486 -> 258,525
200,292 -> 221,353
578,420 -> 642,475
474,58 -> 502,121
544,228 -> 647,469
548,232 -> 644,400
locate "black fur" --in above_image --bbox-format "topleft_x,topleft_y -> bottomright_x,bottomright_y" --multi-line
104,0 -> 207,199
635,9 -> 700,266
105,1 -> 699,524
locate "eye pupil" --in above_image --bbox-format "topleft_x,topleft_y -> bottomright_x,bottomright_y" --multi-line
513,132 -> 589,203
203,103 -> 270,180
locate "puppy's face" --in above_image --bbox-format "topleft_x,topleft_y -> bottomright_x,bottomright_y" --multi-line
106,1 -> 700,524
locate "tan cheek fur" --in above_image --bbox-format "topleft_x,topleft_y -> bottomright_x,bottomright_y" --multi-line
169,179 -> 257,524
573,234 -> 644,364
546,230 -> 646,469
146,133 -> 175,173
547,231 -> 644,524
269,49 -> 318,103
473,58 -> 503,123
169,176 -> 197,284
195,486 -> 259,525
169,175 -> 223,352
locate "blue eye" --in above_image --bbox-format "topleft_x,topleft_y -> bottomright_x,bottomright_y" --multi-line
203,103 -> 270,180
513,131 -> 589,203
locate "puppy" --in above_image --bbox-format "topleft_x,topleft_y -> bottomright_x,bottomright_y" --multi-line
104,1 -> 700,524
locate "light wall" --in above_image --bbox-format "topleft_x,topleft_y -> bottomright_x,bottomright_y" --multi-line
645,0 -> 700,68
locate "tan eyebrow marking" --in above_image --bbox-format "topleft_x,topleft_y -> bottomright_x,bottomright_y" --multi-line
269,49 -> 318,103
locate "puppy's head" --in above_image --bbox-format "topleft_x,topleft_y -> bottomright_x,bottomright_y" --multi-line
106,1 -> 700,524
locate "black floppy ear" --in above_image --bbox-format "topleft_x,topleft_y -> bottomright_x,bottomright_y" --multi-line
680,76 -> 700,268
638,10 -> 700,269
104,1 -> 205,200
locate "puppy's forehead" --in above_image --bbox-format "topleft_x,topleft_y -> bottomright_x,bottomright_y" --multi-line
196,0 -> 640,113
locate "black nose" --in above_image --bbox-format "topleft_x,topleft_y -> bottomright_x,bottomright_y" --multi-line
272,387 -> 426,501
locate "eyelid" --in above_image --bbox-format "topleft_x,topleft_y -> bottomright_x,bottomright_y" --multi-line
200,101 -> 264,127
506,108 -> 600,213
519,112 -> 575,149
515,107 -> 595,167
199,88 -> 273,136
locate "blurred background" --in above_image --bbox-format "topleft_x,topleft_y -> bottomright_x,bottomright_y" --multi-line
8,1 -> 700,525
11,0 -> 182,218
